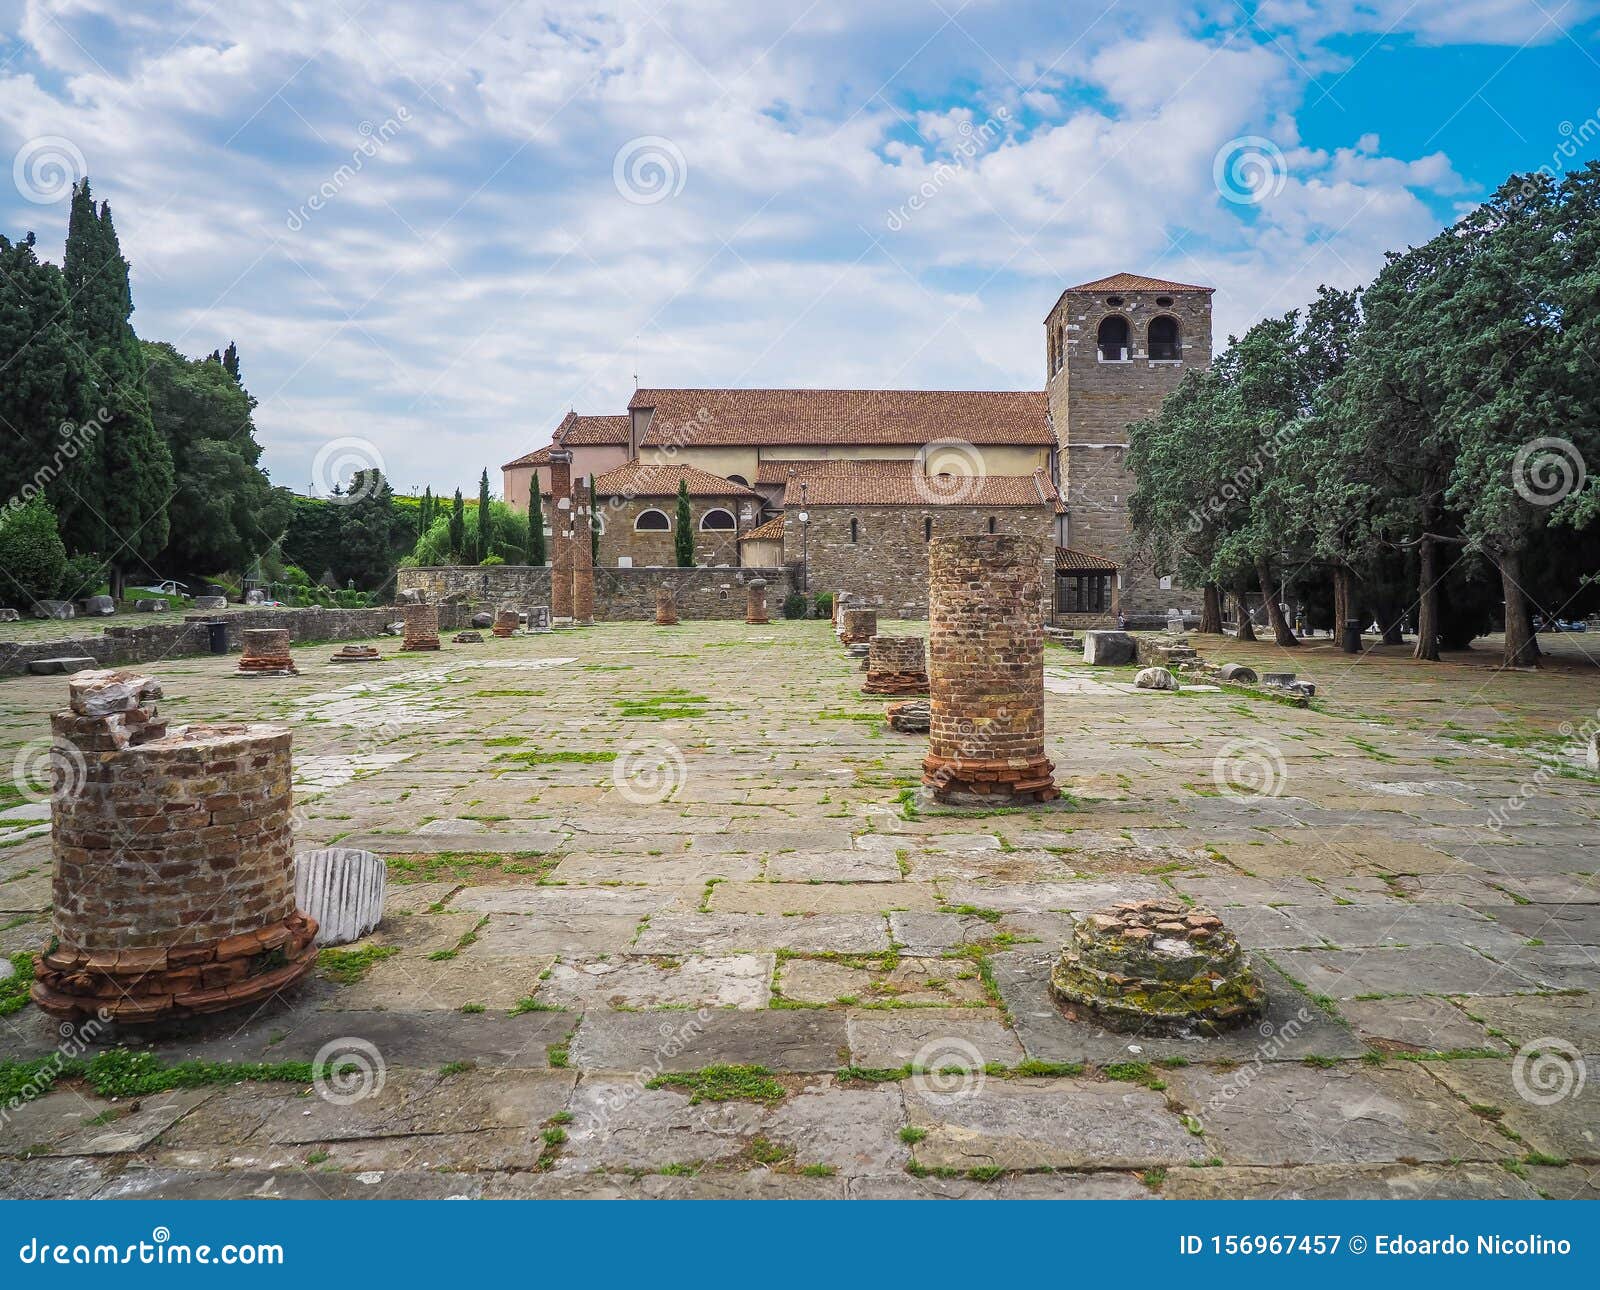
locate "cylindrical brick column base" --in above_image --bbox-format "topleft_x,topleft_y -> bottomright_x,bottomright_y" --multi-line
746,579 -> 769,624
840,607 -> 877,646
863,635 -> 928,695
656,585 -> 679,626
32,672 -> 317,1023
492,608 -> 519,638
400,603 -> 441,650
922,534 -> 1056,806
237,628 -> 297,676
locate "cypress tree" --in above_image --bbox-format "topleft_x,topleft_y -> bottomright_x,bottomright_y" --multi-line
528,477 -> 547,566
0,232 -> 95,549
588,475 -> 599,565
674,479 -> 694,567
449,488 -> 466,560
476,468 -> 491,562
419,486 -> 434,536
222,341 -> 240,381
63,179 -> 173,597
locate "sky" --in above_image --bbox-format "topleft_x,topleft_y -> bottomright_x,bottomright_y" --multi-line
2,0 -> 1598,498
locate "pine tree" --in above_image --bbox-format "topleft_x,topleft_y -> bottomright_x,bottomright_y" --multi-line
63,179 -> 173,597
528,478 -> 547,566
674,479 -> 694,567
449,488 -> 466,559
476,469 -> 491,562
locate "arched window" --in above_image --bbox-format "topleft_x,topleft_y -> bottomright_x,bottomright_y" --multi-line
987,516 -> 997,534
1097,316 -> 1130,362
725,474 -> 748,487
699,508 -> 736,531
1148,315 -> 1181,361
849,518 -> 859,544
923,516 -> 933,542
635,508 -> 670,531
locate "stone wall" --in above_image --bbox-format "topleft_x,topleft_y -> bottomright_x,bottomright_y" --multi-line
396,565 -> 793,621
786,504 -> 1053,615
595,493 -> 751,569
1045,283 -> 1211,617
0,604 -> 472,679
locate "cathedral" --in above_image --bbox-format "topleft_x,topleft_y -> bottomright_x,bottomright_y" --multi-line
502,272 -> 1213,624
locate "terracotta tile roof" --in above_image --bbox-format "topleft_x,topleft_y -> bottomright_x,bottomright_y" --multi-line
779,460 -> 1057,508
1066,272 -> 1213,295
1055,545 -> 1119,572
629,388 -> 1052,447
501,412 -> 630,470
502,444 -> 553,469
740,515 -> 785,542
593,461 -> 760,500
558,412 -> 631,446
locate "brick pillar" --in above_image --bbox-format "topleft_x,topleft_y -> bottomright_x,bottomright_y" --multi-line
746,579 -> 769,624
492,608 -> 519,638
656,584 -> 679,626
32,670 -> 318,1023
573,477 -> 596,627
863,635 -> 928,695
840,608 -> 877,646
550,450 -> 574,626
923,534 -> 1056,805
237,628 -> 297,675
400,603 -> 440,651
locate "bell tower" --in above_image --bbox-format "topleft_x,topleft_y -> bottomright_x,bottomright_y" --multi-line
1044,272 -> 1213,615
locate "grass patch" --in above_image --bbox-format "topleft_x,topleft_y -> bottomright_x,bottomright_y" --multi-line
646,1064 -> 785,1105
0,951 -> 35,1016
316,944 -> 398,985
495,749 -> 617,766
509,996 -> 566,1014
616,690 -> 710,721
0,1050 -> 331,1104
386,851 -> 553,885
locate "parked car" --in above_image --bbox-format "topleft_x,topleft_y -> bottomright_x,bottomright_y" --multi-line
137,579 -> 189,598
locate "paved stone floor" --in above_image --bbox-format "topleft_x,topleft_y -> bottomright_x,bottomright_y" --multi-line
0,622 -> 1596,1200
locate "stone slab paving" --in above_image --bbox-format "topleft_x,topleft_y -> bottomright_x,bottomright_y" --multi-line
0,621 -> 1595,1198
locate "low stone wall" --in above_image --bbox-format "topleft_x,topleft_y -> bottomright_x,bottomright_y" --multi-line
396,565 -> 794,622
0,604 -> 470,679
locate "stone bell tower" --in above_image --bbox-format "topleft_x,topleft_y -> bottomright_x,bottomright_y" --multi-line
1045,272 -> 1213,616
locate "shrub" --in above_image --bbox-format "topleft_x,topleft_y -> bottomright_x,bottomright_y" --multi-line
59,551 -> 107,599
480,553 -> 505,566
0,496 -> 67,607
812,591 -> 833,619
782,592 -> 807,620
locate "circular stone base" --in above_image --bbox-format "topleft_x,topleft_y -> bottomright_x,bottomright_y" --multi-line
922,753 -> 1057,805
1050,898 -> 1266,1036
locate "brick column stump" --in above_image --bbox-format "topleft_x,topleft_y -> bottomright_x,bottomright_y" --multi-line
863,635 -> 928,695
32,670 -> 317,1023
573,490 -> 596,627
840,607 -> 877,646
746,579 -> 769,625
399,603 -> 441,651
550,450 -> 575,627
236,628 -> 297,676
492,608 -> 520,638
922,534 -> 1056,805
655,584 -> 679,626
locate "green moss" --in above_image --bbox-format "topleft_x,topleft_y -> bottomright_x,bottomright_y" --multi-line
0,951 -> 35,1016
0,1050 -> 328,1104
495,749 -> 618,766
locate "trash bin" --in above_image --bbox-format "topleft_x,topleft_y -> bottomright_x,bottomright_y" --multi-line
1342,619 -> 1362,653
206,620 -> 229,655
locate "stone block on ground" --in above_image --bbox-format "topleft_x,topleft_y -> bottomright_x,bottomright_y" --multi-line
28,656 -> 97,675
192,596 -> 226,610
1133,666 -> 1177,691
294,847 -> 386,945
1219,663 -> 1259,683
1082,630 -> 1135,665
83,595 -> 116,616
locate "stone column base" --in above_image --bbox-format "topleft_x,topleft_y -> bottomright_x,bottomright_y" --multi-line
921,753 -> 1056,804
32,910 -> 319,1023
863,672 -> 929,695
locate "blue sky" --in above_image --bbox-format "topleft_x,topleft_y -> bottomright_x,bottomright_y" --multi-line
2,0 -> 1597,496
